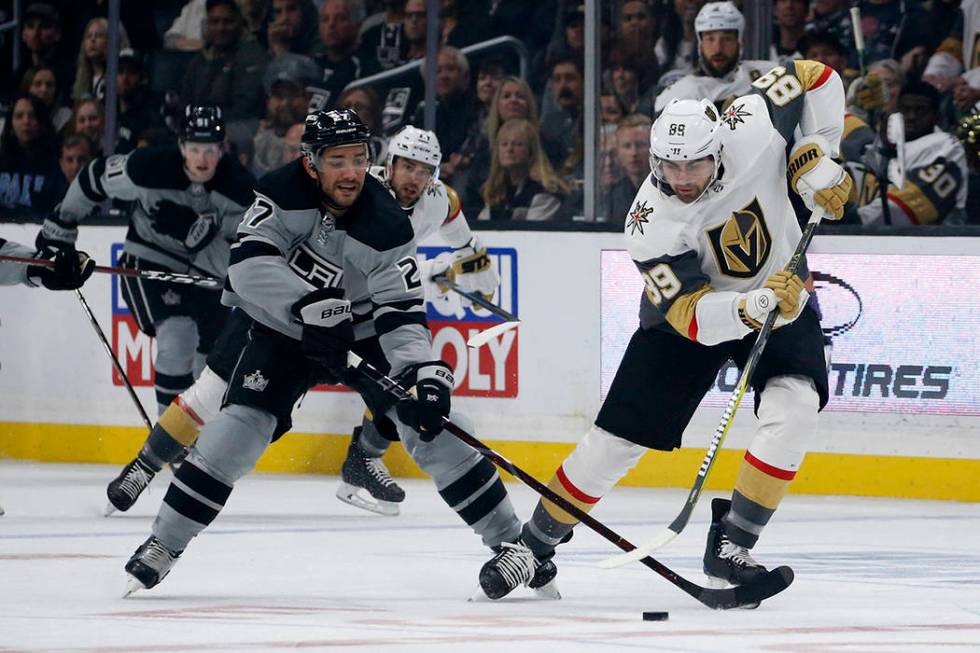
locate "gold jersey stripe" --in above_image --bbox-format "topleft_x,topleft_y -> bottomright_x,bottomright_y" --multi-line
665,284 -> 712,340
733,458 -> 793,510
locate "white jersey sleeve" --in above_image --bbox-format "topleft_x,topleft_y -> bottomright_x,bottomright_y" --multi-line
0,238 -> 34,287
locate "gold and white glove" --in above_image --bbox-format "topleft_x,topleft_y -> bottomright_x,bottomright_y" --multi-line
447,236 -> 498,302
739,271 -> 808,330
789,135 -> 853,220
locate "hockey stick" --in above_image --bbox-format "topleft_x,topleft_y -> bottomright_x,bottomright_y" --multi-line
346,351 -> 795,610
75,289 -> 153,431
599,208 -> 825,570
432,274 -> 520,348
0,254 -> 222,289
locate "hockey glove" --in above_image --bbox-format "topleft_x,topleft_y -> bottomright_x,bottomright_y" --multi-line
788,135 -> 853,220
27,246 -> 95,290
851,73 -> 885,113
291,288 -> 354,379
396,361 -> 454,441
35,217 -> 79,257
765,270 -> 808,326
151,200 -> 218,252
448,237 -> 498,302
419,252 -> 453,300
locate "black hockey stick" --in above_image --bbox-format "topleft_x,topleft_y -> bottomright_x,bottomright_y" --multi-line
600,208 -> 825,569
346,352 -> 795,610
75,289 -> 153,431
432,274 -> 520,348
0,254 -> 222,289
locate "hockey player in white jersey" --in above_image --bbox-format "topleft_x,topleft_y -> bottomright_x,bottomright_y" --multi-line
0,238 -> 93,289
654,1 -> 777,115
122,111 -> 551,599
38,105 -> 255,415
336,125 -> 499,515
103,126 -> 499,518
482,60 -> 853,599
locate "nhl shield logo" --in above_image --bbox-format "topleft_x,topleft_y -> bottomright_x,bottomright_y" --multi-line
706,197 -> 771,278
242,370 -> 269,392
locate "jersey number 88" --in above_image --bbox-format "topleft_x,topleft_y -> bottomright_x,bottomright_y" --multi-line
751,66 -> 803,107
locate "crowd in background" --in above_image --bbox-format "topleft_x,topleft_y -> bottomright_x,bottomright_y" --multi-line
0,0 -> 978,226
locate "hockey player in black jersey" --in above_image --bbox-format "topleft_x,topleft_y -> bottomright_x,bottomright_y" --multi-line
38,105 -> 255,415
122,110 -> 553,599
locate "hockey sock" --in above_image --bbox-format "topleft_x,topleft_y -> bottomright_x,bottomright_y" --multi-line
155,460 -> 233,551
154,371 -> 194,415
140,420 -> 196,472
721,452 -> 797,549
353,418 -> 391,458
522,464 -> 600,560
438,458 -> 520,546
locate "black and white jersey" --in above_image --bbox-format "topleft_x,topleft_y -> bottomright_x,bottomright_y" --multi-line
224,161 -> 431,375
0,238 -> 33,286
42,145 -> 255,278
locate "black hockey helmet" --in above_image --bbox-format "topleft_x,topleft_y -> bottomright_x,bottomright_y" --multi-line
301,109 -> 371,167
180,105 -> 225,143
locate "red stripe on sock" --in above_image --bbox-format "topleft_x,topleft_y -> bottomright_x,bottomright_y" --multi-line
555,465 -> 600,504
745,451 -> 797,480
174,396 -> 204,426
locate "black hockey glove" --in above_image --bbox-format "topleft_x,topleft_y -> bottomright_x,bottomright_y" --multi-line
291,288 -> 354,379
395,361 -> 454,441
27,246 -> 95,290
34,219 -> 78,257
151,200 -> 217,252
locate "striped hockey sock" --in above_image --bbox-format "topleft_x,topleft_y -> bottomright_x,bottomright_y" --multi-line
722,451 -> 797,548
522,465 -> 600,559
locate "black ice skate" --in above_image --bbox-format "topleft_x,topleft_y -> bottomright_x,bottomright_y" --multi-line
477,539 -> 560,601
105,456 -> 156,516
703,497 -> 768,606
123,536 -> 182,597
335,430 -> 405,516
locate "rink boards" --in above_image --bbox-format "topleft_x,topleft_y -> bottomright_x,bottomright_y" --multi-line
1,224 -> 978,501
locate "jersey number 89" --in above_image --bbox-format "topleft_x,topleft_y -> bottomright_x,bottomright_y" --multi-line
642,263 -> 681,306
751,66 -> 803,107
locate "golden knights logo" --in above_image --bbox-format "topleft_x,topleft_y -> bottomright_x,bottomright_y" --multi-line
626,201 -> 653,236
706,197 -> 771,278
722,102 -> 751,130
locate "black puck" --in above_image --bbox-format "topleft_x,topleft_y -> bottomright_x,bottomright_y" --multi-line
642,611 -> 669,621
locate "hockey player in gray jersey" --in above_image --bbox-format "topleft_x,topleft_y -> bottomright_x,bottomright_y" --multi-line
337,125 -> 499,516
103,126 -> 498,518
0,238 -> 93,289
38,105 -> 256,414
122,110 -> 553,599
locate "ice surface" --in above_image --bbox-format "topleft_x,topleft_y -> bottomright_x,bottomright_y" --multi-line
1,461 -> 978,652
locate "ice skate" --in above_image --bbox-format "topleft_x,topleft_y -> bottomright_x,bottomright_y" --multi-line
335,432 -> 405,516
703,498 -> 768,607
478,539 -> 560,600
105,456 -> 156,516
123,536 -> 181,596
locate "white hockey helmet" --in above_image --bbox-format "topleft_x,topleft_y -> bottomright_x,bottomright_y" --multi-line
385,125 -> 442,183
695,1 -> 744,46
649,99 -> 723,194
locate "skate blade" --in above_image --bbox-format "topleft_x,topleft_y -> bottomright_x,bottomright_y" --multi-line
104,502 -> 118,517
123,575 -> 146,598
532,580 -> 561,600
468,586 -> 492,602
335,483 -> 400,517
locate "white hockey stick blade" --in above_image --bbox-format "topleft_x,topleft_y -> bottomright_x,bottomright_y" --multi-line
596,528 -> 679,569
466,321 -> 520,348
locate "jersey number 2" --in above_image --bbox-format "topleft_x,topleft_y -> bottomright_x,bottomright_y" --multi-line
396,256 -> 422,291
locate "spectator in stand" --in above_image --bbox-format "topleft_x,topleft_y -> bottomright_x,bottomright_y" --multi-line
0,95 -> 62,215
72,17 -> 131,103
540,55 -> 584,177
10,3 -> 75,105
606,113 -> 652,226
617,0 -> 661,94
115,50 -> 165,154
281,121 -> 305,164
799,30 -> 859,93
68,98 -> 105,156
478,118 -> 569,222
402,0 -> 429,62
240,0 -> 272,46
655,0 -> 697,82
22,65 -> 72,132
311,0 -> 367,106
439,0 -> 489,49
772,0 -> 807,59
253,72 -> 311,176
442,58 -> 503,192
606,51 -> 655,117
600,88 -> 627,125
335,86 -> 388,163
599,123 -> 623,199
59,135 -> 93,184
851,0 -> 931,72
847,58 -> 904,124
164,0 -> 207,51
359,0 -> 407,75
268,0 -> 320,56
181,0 -> 268,122
411,47 -> 477,177
808,0 -> 854,65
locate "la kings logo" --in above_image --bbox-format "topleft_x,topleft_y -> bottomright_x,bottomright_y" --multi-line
288,244 -> 344,289
706,197 -> 771,278
242,370 -> 269,392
